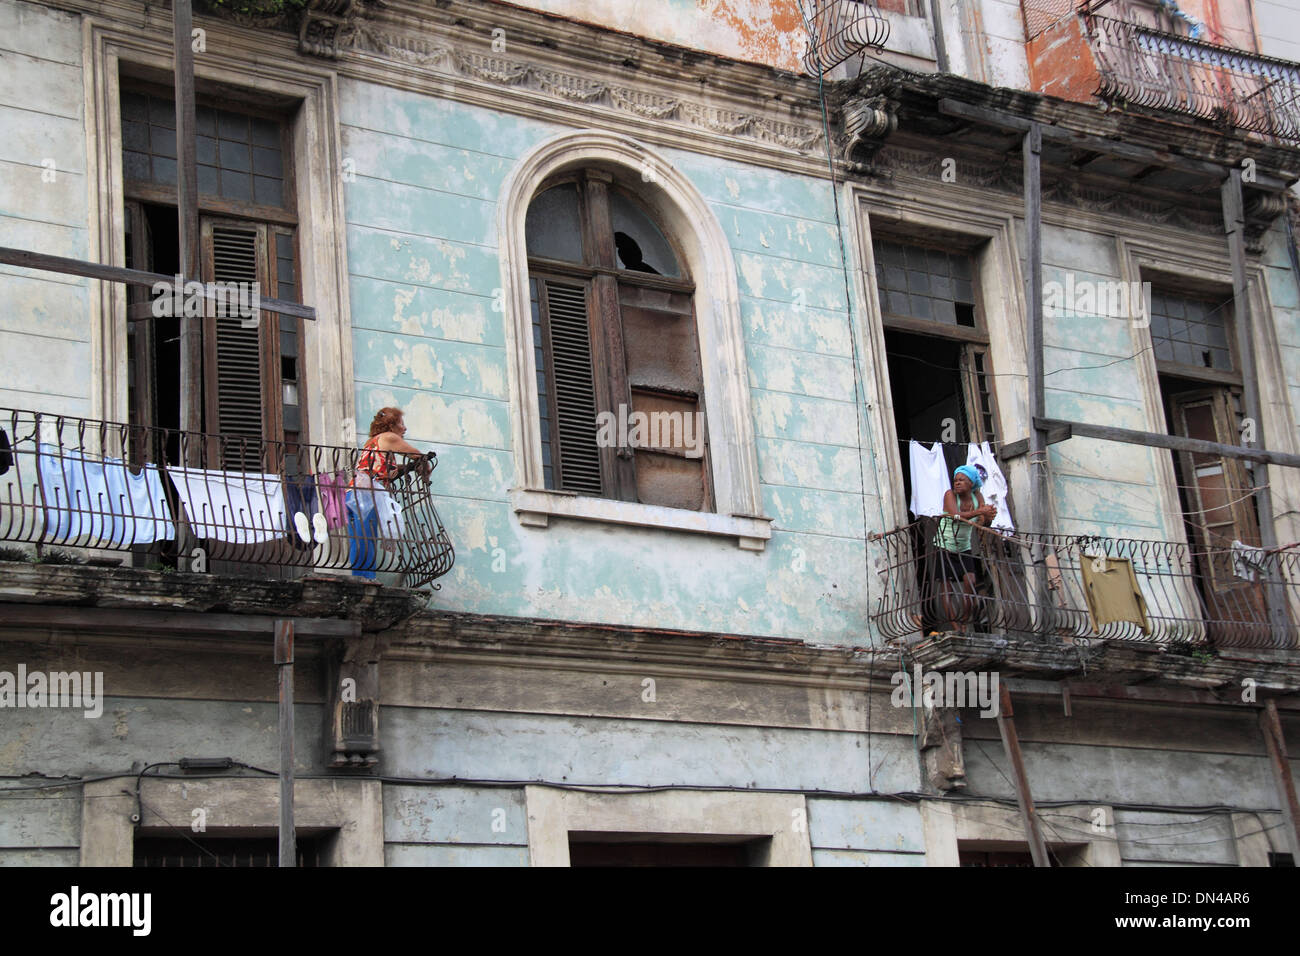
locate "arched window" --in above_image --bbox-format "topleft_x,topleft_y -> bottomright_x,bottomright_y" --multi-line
524,170 -> 710,510
498,131 -> 770,550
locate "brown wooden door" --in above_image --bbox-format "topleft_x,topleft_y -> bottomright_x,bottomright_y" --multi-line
1168,388 -> 1271,637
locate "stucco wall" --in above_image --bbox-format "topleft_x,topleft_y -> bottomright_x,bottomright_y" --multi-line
339,79 -> 878,645
0,0 -> 93,418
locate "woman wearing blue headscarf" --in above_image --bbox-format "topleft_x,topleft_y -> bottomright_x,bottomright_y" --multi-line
932,464 -> 998,630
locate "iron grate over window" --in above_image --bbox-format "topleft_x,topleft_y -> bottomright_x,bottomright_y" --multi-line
134,834 -> 322,867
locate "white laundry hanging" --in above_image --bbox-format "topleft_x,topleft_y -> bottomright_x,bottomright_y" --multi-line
37,443 -> 174,546
169,467 -> 286,544
908,440 -> 951,518
966,440 -> 1014,533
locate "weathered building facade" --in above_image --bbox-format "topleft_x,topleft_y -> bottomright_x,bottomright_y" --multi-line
2,0 -> 1299,867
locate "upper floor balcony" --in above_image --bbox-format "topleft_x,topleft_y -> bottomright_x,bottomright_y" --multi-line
1023,1 -> 1300,145
873,517 -> 1300,652
0,407 -> 455,590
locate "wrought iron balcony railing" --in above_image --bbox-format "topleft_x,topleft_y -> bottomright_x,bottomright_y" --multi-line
799,0 -> 891,75
0,408 -> 454,589
1088,14 -> 1300,143
872,518 -> 1300,650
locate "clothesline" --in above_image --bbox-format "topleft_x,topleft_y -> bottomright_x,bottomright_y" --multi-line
896,436 -> 1005,447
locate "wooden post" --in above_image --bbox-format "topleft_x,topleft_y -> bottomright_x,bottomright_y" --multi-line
1222,171 -> 1287,632
1023,123 -> 1052,624
173,0 -> 203,459
996,683 -> 1051,867
1260,699 -> 1300,859
275,619 -> 296,867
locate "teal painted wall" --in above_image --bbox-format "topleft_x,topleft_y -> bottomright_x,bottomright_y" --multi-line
339,79 -> 879,646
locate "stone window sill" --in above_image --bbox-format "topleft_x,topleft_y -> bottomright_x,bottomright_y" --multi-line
510,488 -> 772,551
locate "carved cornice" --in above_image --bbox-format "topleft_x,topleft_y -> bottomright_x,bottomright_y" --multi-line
343,21 -> 824,152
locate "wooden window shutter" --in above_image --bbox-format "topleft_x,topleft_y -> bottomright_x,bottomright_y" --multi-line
538,276 -> 603,495
618,283 -> 711,511
202,220 -> 273,470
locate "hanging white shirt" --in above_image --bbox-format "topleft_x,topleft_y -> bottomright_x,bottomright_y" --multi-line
909,440 -> 950,517
967,440 -> 1014,533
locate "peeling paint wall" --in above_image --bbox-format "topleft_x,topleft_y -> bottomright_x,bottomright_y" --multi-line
505,0 -> 809,74
340,80 -> 880,645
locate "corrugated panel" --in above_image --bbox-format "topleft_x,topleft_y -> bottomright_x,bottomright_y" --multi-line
545,280 -> 602,495
211,225 -> 263,470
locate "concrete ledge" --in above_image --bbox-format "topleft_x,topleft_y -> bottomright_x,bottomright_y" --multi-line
511,488 -> 772,550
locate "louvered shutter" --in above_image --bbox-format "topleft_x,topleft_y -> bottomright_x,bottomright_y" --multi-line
207,223 -> 265,470
539,278 -> 603,495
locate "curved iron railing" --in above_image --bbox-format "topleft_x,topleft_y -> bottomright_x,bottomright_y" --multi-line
872,518 -> 1300,649
0,407 -> 454,589
1088,14 -> 1300,143
799,0 -> 891,75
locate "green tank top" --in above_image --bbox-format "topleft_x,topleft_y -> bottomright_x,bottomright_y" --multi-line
935,492 -> 976,553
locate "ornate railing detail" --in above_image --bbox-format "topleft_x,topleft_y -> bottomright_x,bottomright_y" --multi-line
799,0 -> 891,75
872,518 -> 1300,649
1089,15 -> 1300,142
0,408 -> 454,589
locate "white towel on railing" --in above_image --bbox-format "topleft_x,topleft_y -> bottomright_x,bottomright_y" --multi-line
37,443 -> 174,546
169,467 -> 285,544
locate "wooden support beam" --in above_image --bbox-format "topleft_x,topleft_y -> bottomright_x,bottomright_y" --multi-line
173,0 -> 203,447
1260,699 -> 1300,859
275,619 -> 296,868
996,683 -> 1052,867
0,247 -> 315,320
999,423 -> 1072,462
937,98 -> 1293,191
1034,416 -> 1300,469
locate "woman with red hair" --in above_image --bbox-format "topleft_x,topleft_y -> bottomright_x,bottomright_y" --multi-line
348,407 -> 432,578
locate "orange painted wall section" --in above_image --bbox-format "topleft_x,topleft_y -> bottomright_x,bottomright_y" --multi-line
502,0 -> 810,73
1025,14 -> 1098,104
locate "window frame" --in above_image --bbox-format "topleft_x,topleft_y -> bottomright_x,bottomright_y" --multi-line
87,25 -> 356,449
498,131 -> 770,550
526,172 -> 714,511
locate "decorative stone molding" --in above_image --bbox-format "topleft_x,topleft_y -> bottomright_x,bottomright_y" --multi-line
298,0 -> 382,59
841,95 -> 897,161
347,23 -> 823,154
870,143 -> 1227,233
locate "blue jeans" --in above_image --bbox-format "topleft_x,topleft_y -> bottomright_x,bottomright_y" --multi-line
346,490 -> 379,579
